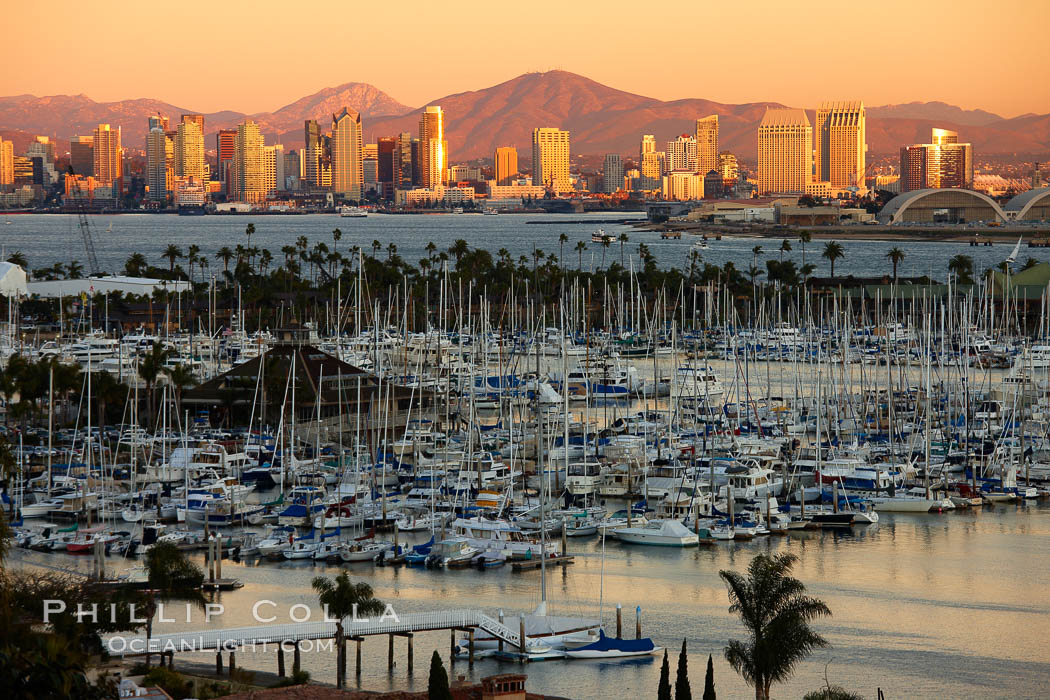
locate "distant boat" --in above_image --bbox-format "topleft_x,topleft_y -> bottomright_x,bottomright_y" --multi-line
177,204 -> 205,216
1005,236 -> 1022,264
483,209 -> 499,216
692,239 -> 708,250
592,229 -> 614,243
452,207 -> 464,214
340,206 -> 368,218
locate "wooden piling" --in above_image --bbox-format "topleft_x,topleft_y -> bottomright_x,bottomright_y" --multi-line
450,629 -> 457,659
293,641 -> 301,674
355,638 -> 362,677
215,651 -> 223,676
616,603 -> 623,638
388,634 -> 394,670
229,651 -> 235,676
277,646 -> 285,677
407,633 -> 414,674
498,609 -> 505,652
216,536 -> 222,579
636,606 -> 641,639
519,615 -> 526,655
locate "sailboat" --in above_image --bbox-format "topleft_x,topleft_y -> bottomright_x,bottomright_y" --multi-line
564,630 -> 662,659
1005,236 -> 1022,265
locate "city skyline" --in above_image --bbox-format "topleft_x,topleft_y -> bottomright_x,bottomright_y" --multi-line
3,1 -> 1048,118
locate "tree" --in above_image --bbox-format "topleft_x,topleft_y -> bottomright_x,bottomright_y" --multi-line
779,239 -> 791,262
803,685 -> 865,700
601,238 -> 611,269
245,222 -> 255,266
427,650 -> 452,700
449,239 -> 469,265
798,231 -> 812,268
620,232 -> 629,266
885,247 -> 904,282
675,639 -> 692,700
822,241 -> 844,278
575,241 -> 587,271
163,364 -> 197,413
67,260 -> 84,279
5,252 -> 27,268
948,254 -> 974,284
138,342 -> 173,424
215,246 -> 234,275
162,244 -> 183,273
312,571 -> 385,689
719,553 -> 831,700
558,233 -> 569,270
703,654 -> 716,700
658,648 -> 672,700
143,542 -> 204,668
124,253 -> 148,277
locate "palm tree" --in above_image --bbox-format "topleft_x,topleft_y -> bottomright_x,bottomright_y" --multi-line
371,239 -> 381,257
139,343 -> 173,424
6,252 -> 27,268
798,231 -> 812,268
600,239 -> 611,269
719,553 -> 831,700
619,232 -> 629,267
67,261 -> 83,279
163,364 -> 197,414
244,223 -> 255,265
449,239 -> 469,265
162,244 -> 183,273
885,247 -> 905,282
559,233 -> 569,270
751,245 -> 763,272
779,239 -> 792,262
144,542 -> 204,667
948,254 -> 974,284
312,571 -> 385,688
575,241 -> 587,271
186,244 -> 201,283
331,228 -> 342,256
822,241 -> 844,278
124,253 -> 148,277
215,246 -> 233,275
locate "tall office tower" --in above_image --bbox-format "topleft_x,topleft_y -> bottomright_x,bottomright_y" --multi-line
318,135 -> 332,188
665,135 -> 697,173
899,128 -> 974,192
718,151 -> 739,186
410,139 -> 421,185
602,153 -> 624,194
640,134 -> 656,157
757,108 -> 812,194
0,138 -> 13,185
70,136 -> 94,177
216,129 -> 236,184
283,149 -> 300,188
232,121 -> 265,203
25,137 -> 58,186
814,101 -> 866,189
392,132 -> 413,188
377,137 -> 396,188
175,119 -> 206,180
419,106 -> 447,188
695,115 -> 719,175
92,123 -> 123,189
304,120 -> 322,187
263,144 -> 284,195
532,128 -> 571,193
146,127 -> 172,202
148,115 -> 169,131
331,108 -> 363,200
495,146 -> 518,185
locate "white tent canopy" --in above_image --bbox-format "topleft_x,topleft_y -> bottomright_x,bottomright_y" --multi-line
0,262 -> 28,297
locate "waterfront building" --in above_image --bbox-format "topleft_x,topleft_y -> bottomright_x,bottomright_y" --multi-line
146,127 -> 171,202
263,144 -> 284,195
331,108 -> 364,200
662,171 -> 702,201
419,106 -> 447,189
232,121 -> 265,203
603,153 -> 624,194
900,128 -> 974,192
70,135 -> 93,178
92,123 -> 123,190
814,101 -> 866,190
0,137 -> 13,185
532,127 -> 571,194
695,115 -> 719,175
175,118 -> 206,181
216,129 -> 236,185
666,135 -> 697,174
495,146 -> 518,185
757,108 -> 812,194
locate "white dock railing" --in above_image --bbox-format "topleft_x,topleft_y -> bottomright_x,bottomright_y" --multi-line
108,608 -> 521,655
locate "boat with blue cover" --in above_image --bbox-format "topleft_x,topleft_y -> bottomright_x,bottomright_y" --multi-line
564,630 -> 662,659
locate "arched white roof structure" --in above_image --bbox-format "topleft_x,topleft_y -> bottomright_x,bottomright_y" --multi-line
878,188 -> 1006,224
1004,187 -> 1050,221
0,262 -> 28,297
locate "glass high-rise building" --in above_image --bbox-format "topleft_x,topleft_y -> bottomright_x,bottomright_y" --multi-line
532,127 -> 571,193
900,128 -> 973,192
815,101 -> 866,190
757,108 -> 812,194
92,123 -> 123,189
419,106 -> 447,189
695,115 -> 719,175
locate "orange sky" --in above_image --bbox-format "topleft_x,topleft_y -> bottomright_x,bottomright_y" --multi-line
4,0 -> 1048,118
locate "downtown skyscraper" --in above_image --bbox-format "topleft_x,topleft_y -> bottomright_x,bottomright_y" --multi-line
900,128 -> 974,192
175,116 -> 206,180
814,102 -> 866,189
232,121 -> 265,203
92,123 -> 122,190
331,108 -> 363,200
757,108 -> 812,194
695,115 -> 719,175
532,127 -> 571,193
419,106 -> 447,189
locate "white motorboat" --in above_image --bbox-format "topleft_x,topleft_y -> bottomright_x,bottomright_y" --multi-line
282,541 -> 321,559
339,205 -> 368,217
339,541 -> 391,562
609,519 -> 699,546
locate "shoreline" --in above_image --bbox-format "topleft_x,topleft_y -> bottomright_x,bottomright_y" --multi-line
630,221 -> 1050,243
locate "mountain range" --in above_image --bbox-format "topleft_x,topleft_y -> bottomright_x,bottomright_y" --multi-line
2,71 -> 1047,161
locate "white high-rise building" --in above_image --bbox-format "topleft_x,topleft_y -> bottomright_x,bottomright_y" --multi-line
602,153 -> 624,194
263,144 -> 285,195
665,135 -> 697,173
92,123 -> 122,189
532,127 -> 571,193
757,108 -> 812,194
